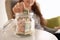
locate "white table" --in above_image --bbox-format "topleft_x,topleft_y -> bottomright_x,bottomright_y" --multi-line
0,29 -> 58,40
0,20 -> 58,40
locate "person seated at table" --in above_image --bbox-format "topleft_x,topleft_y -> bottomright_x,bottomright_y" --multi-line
5,0 -> 59,34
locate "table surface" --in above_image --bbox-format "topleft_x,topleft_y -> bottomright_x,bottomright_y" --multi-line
0,29 -> 58,40
0,20 -> 58,40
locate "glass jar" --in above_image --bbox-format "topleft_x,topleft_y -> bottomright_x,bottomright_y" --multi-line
15,9 -> 35,35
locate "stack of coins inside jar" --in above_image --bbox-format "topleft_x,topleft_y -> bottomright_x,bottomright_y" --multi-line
15,9 -> 33,35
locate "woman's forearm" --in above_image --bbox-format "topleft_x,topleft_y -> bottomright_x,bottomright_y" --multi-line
44,26 -> 58,33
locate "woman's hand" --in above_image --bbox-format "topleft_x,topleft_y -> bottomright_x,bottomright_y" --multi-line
12,2 -> 24,14
54,26 -> 60,29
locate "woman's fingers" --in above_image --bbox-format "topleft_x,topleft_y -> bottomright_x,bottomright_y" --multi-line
12,2 -> 24,13
54,26 -> 60,29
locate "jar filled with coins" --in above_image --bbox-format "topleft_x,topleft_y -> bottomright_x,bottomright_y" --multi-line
15,9 -> 35,35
